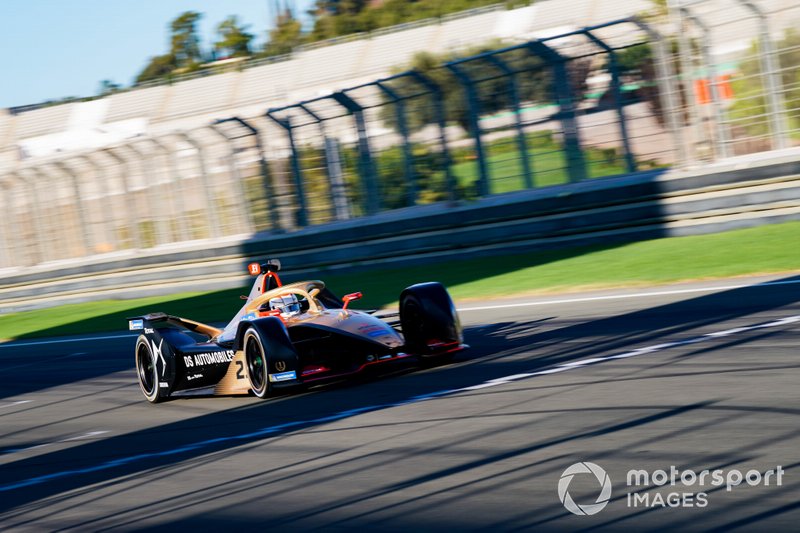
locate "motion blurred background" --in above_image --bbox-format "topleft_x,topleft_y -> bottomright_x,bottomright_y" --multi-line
0,0 -> 799,318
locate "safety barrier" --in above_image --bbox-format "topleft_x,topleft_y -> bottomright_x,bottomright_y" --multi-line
2,148 -> 799,312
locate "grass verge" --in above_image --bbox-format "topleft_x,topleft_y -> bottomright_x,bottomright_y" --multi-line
1,221 -> 799,340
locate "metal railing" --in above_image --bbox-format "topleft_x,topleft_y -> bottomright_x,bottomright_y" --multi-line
668,0 -> 800,159
2,1 -> 799,272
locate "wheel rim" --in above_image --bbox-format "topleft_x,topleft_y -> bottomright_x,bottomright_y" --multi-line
246,334 -> 266,391
137,343 -> 156,396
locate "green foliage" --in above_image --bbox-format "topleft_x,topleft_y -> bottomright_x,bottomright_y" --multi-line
171,11 -> 204,68
378,45 -> 590,134
135,10 -> 204,84
97,79 -> 121,96
729,28 -> 800,138
612,42 -> 671,125
127,2 -> 533,91
136,53 -> 178,84
372,144 -> 455,209
261,8 -> 304,58
215,15 -> 254,58
309,0 -> 504,41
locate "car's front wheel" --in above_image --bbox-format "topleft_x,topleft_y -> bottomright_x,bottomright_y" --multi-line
400,282 -> 462,363
244,326 -> 270,398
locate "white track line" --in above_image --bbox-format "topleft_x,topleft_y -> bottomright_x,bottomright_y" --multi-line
0,333 -> 136,349
457,278 -> 800,312
3,430 -> 110,455
0,352 -> 96,373
0,400 -> 32,410
452,314 -> 800,392
1,278 -> 798,348
2,312 -> 799,493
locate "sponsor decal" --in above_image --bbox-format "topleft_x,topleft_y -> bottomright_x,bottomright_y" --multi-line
368,329 -> 390,338
128,319 -> 144,331
150,339 -> 166,377
187,350 -> 235,366
242,313 -> 257,321
159,383 -> 169,388
269,370 -> 297,382
275,361 -> 287,372
144,328 -> 154,334
186,374 -> 204,381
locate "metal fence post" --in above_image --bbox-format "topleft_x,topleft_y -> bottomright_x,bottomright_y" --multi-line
583,30 -> 637,173
484,54 -> 535,188
104,147 -> 140,247
679,7 -> 730,159
146,137 -> 190,242
207,124 -> 257,233
79,154 -> 115,250
19,171 -> 48,263
125,142 -> 171,245
331,91 -> 380,216
375,80 -> 417,206
408,70 -> 456,202
631,17 -> 687,167
669,2 -> 702,163
1,177 -> 22,266
53,161 -> 93,255
266,110 -> 308,228
214,117 -> 281,232
527,40 -> 588,182
295,103 -> 351,221
173,131 -> 221,239
445,62 -> 491,196
736,0 -> 790,149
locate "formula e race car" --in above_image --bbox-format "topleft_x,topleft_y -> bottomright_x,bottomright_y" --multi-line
129,260 -> 465,403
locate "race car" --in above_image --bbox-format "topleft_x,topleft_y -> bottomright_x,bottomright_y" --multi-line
129,259 -> 465,403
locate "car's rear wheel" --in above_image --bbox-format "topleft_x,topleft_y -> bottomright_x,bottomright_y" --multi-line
135,336 -> 167,403
244,327 -> 270,398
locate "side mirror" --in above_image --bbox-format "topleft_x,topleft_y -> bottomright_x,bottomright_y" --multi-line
342,292 -> 363,311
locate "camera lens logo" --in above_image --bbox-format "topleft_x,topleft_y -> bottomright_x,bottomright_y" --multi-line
558,462 -> 612,516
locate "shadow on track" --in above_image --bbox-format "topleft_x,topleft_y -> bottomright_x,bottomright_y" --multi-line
1,274 -> 799,523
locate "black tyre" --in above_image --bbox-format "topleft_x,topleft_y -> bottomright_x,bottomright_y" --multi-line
244,326 -> 270,398
135,335 -> 168,403
400,282 -> 462,359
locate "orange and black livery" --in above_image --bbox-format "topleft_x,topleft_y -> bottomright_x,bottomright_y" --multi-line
130,259 -> 466,403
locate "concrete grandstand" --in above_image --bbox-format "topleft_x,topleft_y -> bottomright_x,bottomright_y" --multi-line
0,0 -> 655,173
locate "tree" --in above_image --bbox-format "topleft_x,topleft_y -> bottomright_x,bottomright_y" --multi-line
215,15 -> 254,59
135,11 -> 202,84
262,7 -> 304,57
313,0 -> 369,17
379,45 -> 568,134
170,11 -> 204,68
136,53 -> 178,84
98,79 -> 121,96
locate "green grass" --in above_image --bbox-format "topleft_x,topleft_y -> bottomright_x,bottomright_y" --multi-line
2,221 -> 800,341
451,145 -> 631,194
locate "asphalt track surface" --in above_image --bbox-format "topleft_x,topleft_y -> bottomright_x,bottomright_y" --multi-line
1,275 -> 799,531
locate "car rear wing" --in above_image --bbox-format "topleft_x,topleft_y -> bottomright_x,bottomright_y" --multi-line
127,312 -> 222,339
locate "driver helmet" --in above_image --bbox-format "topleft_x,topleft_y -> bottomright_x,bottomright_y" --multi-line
269,294 -> 301,317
